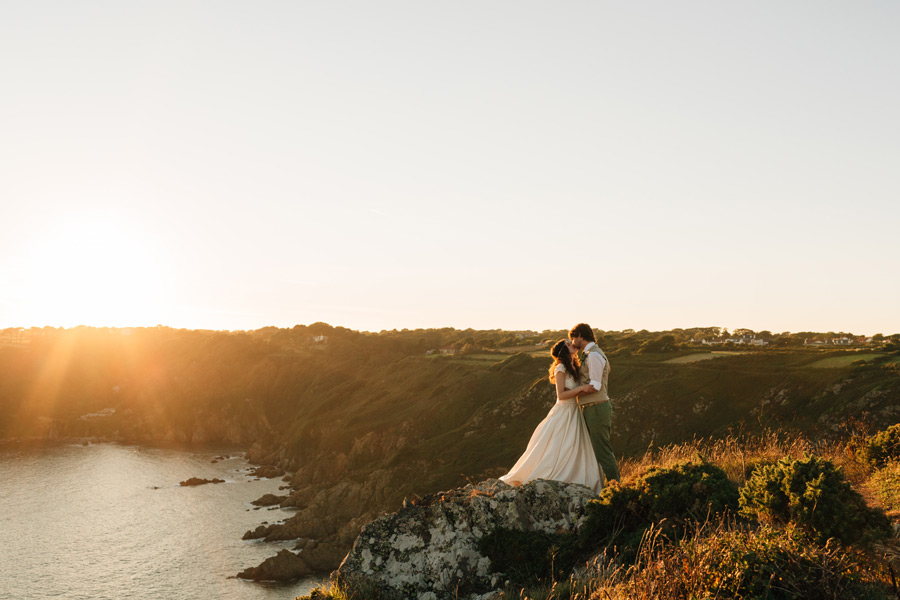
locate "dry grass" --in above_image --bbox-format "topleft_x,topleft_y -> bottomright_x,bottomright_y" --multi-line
508,520 -> 896,600
618,430 -> 873,490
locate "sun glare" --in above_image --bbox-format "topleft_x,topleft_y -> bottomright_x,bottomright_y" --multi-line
17,217 -> 171,327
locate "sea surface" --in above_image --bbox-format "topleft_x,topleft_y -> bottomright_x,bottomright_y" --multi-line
0,442 -> 322,600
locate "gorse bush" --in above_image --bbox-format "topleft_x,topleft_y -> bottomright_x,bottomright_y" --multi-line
738,455 -> 891,545
579,462 -> 739,561
858,423 -> 900,469
870,459 -> 900,513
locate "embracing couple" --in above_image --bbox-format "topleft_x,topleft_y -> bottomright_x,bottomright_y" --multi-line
500,323 -> 619,494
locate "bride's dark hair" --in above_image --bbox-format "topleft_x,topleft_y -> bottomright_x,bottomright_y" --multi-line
549,340 -> 579,383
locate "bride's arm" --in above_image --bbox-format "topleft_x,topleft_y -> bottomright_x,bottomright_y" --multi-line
555,375 -> 590,400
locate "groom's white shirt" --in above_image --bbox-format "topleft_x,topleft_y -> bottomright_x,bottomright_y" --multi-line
582,342 -> 607,390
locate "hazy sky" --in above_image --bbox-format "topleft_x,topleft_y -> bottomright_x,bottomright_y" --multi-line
2,2 -> 898,334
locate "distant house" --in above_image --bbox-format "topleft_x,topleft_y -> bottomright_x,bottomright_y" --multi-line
313,335 -> 328,343
440,348 -> 456,355
750,339 -> 768,346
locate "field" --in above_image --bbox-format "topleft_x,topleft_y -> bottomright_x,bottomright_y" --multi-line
663,351 -> 741,364
805,353 -> 896,369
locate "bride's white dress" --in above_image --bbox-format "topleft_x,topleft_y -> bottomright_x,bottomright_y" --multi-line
500,364 -> 603,494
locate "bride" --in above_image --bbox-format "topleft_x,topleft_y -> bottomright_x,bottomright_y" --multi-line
500,340 -> 604,493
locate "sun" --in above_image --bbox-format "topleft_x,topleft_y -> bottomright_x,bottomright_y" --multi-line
16,216 -> 172,327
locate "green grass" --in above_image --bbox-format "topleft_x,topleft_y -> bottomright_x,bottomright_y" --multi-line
805,354 -> 888,369
453,353 -> 507,363
663,352 -> 741,364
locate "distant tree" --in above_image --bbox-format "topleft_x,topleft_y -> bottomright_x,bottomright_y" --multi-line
477,337 -> 496,349
637,335 -> 677,354
308,322 -> 333,336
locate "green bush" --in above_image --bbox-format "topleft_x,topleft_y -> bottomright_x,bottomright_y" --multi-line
579,462 -> 739,561
870,459 -> 900,512
739,455 -> 891,545
858,423 -> 900,469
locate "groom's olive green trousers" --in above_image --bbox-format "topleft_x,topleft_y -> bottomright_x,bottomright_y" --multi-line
581,401 -> 620,482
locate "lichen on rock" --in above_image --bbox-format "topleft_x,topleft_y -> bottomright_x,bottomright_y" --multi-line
334,478 -> 597,599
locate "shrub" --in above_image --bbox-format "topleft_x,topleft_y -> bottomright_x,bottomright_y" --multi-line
739,455 -> 891,545
870,459 -> 900,513
579,462 -> 739,561
858,423 -> 900,469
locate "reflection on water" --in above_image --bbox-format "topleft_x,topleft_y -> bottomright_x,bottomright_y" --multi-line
0,442 -> 321,600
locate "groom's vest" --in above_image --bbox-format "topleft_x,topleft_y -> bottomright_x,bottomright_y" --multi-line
577,346 -> 611,407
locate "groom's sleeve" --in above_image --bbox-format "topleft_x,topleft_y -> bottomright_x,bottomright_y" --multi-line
586,353 -> 606,389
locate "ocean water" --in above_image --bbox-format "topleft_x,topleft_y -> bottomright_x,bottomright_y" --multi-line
0,442 -> 322,600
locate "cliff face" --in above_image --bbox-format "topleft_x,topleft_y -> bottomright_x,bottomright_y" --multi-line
236,353 -> 900,578
8,399 -> 276,446
237,354 -> 555,573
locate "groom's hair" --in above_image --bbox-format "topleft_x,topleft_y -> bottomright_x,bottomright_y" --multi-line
569,323 -> 595,342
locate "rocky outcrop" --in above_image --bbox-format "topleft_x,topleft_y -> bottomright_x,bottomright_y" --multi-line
179,477 -> 225,486
238,465 -> 404,576
249,465 -> 286,479
252,493 -> 288,507
334,478 -> 597,599
237,549 -> 314,581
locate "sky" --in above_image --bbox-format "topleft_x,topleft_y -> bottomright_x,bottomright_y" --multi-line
2,1 -> 898,335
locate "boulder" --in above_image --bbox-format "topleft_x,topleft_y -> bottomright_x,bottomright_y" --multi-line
237,549 -> 312,581
334,478 -> 597,599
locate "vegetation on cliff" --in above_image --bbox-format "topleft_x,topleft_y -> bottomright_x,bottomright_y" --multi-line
2,323 -> 898,583
304,428 -> 900,600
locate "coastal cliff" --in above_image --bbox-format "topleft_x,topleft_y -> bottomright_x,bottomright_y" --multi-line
3,325 -> 898,586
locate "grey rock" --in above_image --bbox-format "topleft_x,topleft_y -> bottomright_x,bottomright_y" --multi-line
335,478 -> 597,599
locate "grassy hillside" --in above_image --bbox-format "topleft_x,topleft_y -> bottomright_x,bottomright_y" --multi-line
2,325 -> 898,574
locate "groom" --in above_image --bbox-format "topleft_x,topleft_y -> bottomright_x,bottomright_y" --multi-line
569,323 -> 620,483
